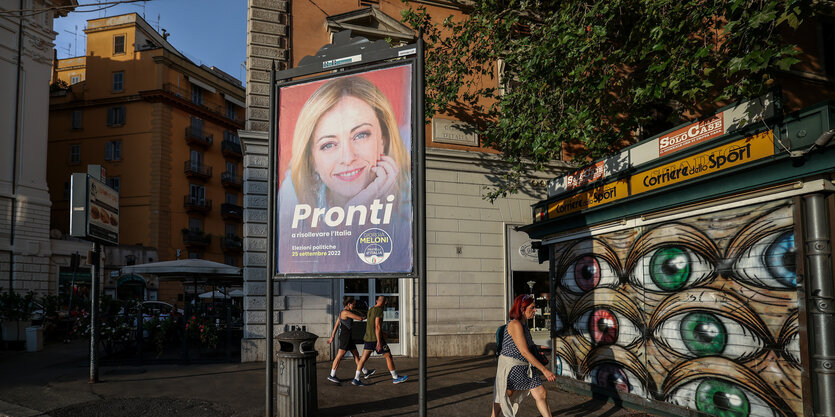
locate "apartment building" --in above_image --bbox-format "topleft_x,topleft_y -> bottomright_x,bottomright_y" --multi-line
48,13 -> 245,304
1,0 -> 76,295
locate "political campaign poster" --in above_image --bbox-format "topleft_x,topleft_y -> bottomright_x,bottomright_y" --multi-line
276,64 -> 414,275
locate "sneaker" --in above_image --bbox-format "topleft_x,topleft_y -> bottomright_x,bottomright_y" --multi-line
351,378 -> 366,386
362,368 -> 376,379
327,375 -> 340,384
392,375 -> 408,384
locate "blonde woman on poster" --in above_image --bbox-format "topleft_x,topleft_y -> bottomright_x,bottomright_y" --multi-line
277,70 -> 413,274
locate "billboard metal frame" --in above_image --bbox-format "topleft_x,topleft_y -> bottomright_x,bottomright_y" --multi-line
265,30 -> 427,417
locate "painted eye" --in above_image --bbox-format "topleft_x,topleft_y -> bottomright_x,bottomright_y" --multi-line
563,255 -> 619,293
735,231 -> 797,289
654,312 -> 763,360
574,308 -> 641,347
585,363 -> 647,397
552,354 -> 578,379
669,378 -> 776,417
631,246 -> 713,292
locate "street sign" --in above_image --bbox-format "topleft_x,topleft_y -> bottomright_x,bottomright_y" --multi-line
70,173 -> 119,246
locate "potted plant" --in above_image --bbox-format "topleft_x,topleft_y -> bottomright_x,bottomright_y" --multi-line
0,289 -> 36,342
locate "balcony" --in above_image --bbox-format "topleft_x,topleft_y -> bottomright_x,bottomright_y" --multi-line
221,235 -> 243,252
182,229 -> 211,247
221,171 -> 242,189
184,160 -> 212,180
185,126 -> 213,148
183,195 -> 212,213
221,140 -> 242,159
221,203 -> 243,221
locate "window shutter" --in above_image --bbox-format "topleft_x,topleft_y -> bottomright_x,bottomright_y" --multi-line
105,142 -> 113,161
107,107 -> 114,126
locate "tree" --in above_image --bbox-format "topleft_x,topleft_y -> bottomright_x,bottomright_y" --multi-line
402,0 -> 811,200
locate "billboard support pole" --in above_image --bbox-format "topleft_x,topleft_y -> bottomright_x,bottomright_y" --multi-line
89,241 -> 100,383
416,31 -> 427,417
266,60 -> 277,417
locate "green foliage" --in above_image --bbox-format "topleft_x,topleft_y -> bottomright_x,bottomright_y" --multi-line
402,0 -> 811,200
0,289 -> 36,321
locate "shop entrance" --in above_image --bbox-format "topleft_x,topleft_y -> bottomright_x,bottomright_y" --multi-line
342,278 -> 402,355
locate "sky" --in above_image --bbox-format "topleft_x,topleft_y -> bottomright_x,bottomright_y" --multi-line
54,0 -> 247,84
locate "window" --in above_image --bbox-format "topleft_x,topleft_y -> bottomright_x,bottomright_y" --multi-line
224,256 -> 237,267
189,184 -> 206,204
71,110 -> 82,129
70,144 -> 81,164
225,223 -> 237,238
114,35 -> 125,54
225,193 -> 237,205
188,252 -> 201,259
107,106 -> 126,126
190,116 -> 203,135
63,182 -> 70,200
191,85 -> 203,105
225,162 -> 237,176
188,217 -> 203,231
105,140 -> 122,161
70,75 -> 80,84
106,177 -> 120,193
112,71 -> 124,92
190,149 -> 203,169
226,101 -> 237,120
223,130 -> 239,144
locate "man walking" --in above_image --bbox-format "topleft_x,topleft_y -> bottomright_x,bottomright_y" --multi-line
352,295 -> 408,386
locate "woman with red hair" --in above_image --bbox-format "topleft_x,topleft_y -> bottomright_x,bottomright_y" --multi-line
491,294 -> 556,417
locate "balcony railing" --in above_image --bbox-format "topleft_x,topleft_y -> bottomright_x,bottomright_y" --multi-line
182,229 -> 211,247
185,127 -> 213,148
221,171 -> 242,189
161,83 -> 239,124
183,195 -> 212,213
221,235 -> 243,252
221,203 -> 243,221
221,140 -> 242,158
184,160 -> 212,180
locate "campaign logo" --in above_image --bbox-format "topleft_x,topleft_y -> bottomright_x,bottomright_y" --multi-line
356,228 -> 392,265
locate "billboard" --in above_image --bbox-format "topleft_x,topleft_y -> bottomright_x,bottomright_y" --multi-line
276,64 -> 414,275
70,173 -> 119,245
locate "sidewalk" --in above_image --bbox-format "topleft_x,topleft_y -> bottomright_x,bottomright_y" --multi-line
0,340 -> 642,417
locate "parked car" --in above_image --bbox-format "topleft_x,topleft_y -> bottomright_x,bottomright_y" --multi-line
139,301 -> 183,320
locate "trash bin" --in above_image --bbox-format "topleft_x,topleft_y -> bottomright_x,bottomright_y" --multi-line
276,327 -> 319,417
26,326 -> 43,352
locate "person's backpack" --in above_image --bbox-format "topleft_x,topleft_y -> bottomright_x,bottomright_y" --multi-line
495,324 -> 506,357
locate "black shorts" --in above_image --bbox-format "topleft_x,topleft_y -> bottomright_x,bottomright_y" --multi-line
363,339 -> 390,355
337,328 -> 355,351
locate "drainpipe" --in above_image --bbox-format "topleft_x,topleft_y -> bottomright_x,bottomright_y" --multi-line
8,0 -> 24,293
802,193 -> 835,417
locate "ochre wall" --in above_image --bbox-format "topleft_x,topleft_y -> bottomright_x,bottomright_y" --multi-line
551,200 -> 803,416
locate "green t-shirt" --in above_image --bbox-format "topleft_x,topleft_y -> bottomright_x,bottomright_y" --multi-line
364,306 -> 383,342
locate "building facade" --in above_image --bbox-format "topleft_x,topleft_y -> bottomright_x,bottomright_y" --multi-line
1,0 -> 76,295
47,13 -> 246,305
239,0 -> 567,361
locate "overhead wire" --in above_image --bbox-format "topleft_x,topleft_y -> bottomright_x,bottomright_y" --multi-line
0,0 -> 147,17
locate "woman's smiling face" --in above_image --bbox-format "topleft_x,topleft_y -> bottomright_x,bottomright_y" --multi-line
311,95 -> 384,205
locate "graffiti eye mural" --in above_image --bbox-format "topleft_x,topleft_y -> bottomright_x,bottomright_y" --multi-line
574,307 -> 642,347
669,378 -> 776,417
585,363 -> 648,398
734,230 -> 797,289
631,246 -> 714,292
563,254 -> 620,293
654,311 -> 764,360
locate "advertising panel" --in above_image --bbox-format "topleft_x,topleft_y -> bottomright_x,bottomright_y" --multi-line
632,130 -> 774,195
276,64 -> 414,275
69,173 -> 119,245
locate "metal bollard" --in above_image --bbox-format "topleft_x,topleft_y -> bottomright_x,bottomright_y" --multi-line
276,327 -> 319,417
